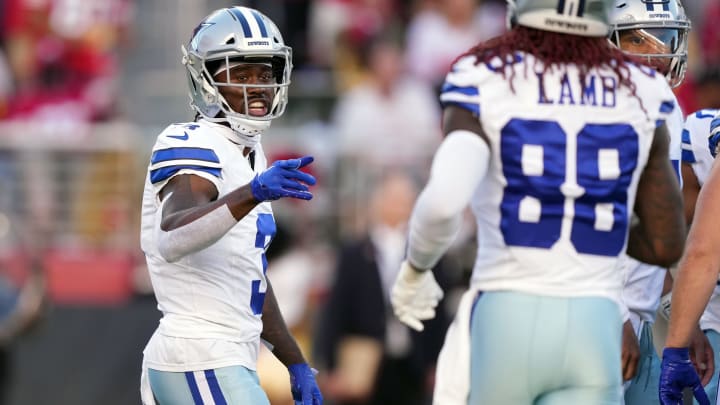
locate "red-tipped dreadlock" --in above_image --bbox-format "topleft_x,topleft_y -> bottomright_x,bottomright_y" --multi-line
462,26 -> 647,104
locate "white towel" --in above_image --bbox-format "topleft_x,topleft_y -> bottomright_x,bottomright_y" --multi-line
433,287 -> 480,405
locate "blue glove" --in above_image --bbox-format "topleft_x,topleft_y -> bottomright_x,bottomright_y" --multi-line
659,347 -> 710,405
251,156 -> 316,201
288,363 -> 323,405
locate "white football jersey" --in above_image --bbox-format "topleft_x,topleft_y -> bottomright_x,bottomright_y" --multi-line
618,96 -> 684,332
441,52 -> 677,302
140,119 -> 274,371
682,109 -> 720,333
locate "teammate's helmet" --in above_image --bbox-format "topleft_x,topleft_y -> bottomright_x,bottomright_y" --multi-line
609,0 -> 690,88
507,0 -> 614,37
181,7 -> 292,140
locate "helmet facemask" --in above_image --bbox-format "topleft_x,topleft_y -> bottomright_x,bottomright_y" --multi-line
609,0 -> 691,88
194,53 -> 291,132
610,26 -> 689,87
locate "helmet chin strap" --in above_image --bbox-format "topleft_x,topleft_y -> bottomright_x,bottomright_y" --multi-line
205,88 -> 272,149
225,116 -> 269,148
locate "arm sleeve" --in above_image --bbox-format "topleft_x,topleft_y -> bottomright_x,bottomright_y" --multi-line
407,130 -> 490,269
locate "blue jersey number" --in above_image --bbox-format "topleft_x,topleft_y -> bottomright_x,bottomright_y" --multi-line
250,213 -> 276,315
500,119 -> 639,256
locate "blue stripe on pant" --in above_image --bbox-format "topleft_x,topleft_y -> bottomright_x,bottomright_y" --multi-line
467,291 -> 622,405
148,366 -> 270,405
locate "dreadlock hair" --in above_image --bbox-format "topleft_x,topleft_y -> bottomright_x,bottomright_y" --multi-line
463,26 -> 648,111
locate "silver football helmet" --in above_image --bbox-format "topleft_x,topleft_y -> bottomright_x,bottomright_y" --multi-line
181,7 -> 292,145
507,0 -> 614,37
609,0 -> 690,88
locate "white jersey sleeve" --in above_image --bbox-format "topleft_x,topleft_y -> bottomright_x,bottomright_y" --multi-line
682,109 -> 720,186
148,123 -> 224,194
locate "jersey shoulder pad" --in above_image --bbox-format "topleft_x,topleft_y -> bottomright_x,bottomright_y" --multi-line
441,55 -> 485,115
148,122 -> 223,187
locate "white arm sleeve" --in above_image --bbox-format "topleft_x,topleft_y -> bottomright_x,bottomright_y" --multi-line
157,204 -> 237,262
407,130 -> 490,270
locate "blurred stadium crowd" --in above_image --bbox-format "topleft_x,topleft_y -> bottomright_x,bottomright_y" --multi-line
0,0 -> 717,404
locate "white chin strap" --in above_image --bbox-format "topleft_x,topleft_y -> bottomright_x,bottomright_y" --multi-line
225,116 -> 270,148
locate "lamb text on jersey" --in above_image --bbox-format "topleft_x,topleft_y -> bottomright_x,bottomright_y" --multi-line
537,71 -> 617,108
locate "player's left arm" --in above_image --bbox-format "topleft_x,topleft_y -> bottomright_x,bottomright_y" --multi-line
260,281 -> 306,366
261,281 -> 323,404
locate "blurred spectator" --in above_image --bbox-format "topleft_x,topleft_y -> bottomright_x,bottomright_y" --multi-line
314,171 -> 451,405
309,0 -> 404,91
333,33 -> 440,168
0,218 -> 46,404
694,67 -> 720,110
0,46 -> 11,118
675,66 -> 720,114
700,1 -> 720,65
3,0 -> 132,126
404,0 -> 506,89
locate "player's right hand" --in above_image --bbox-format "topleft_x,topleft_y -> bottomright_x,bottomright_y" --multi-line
659,347 -> 710,405
251,156 -> 316,201
391,260 -> 443,332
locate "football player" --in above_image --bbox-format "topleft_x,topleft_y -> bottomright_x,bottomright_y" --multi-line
660,112 -> 720,405
138,7 -> 322,405
661,109 -> 720,405
607,1 -> 714,404
390,0 -> 686,403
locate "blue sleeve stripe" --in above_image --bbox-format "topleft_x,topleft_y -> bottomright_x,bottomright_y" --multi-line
682,149 -> 696,163
659,100 -> 675,113
711,117 -> 720,133
151,147 -> 220,165
681,129 -> 691,145
696,110 -> 717,119
150,165 -> 222,184
440,100 -> 480,116
440,82 -> 479,97
655,119 -> 664,128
